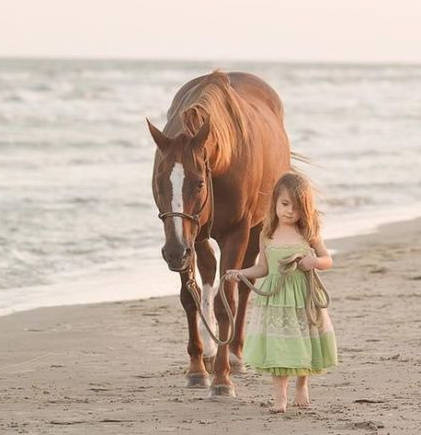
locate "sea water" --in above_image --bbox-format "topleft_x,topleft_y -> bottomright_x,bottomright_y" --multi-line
0,58 -> 420,315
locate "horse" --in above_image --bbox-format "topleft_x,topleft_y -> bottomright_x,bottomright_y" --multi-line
147,70 -> 291,397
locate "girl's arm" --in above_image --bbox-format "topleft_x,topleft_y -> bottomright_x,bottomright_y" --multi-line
225,232 -> 269,281
299,237 -> 333,271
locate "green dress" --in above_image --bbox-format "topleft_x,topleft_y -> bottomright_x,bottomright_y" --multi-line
243,242 -> 337,376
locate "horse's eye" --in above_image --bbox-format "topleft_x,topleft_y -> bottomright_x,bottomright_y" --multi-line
197,180 -> 205,190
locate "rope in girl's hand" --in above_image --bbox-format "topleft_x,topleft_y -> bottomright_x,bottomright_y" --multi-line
237,252 -> 330,326
186,252 -> 330,347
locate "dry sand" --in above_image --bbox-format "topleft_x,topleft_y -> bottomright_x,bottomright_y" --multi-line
1,219 -> 421,434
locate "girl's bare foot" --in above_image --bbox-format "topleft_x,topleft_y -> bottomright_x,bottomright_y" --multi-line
269,394 -> 287,413
271,375 -> 288,414
294,375 -> 311,408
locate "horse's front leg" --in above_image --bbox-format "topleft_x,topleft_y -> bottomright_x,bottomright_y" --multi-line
179,270 -> 210,388
195,239 -> 217,374
209,222 -> 250,397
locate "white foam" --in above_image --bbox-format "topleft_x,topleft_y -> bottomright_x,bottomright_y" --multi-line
322,203 -> 421,241
0,258 -> 179,318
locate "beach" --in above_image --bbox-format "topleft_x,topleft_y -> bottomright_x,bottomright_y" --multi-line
1,218 -> 420,434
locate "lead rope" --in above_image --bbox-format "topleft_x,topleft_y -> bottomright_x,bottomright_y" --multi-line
185,251 -> 330,346
185,265 -> 235,346
237,251 -> 330,326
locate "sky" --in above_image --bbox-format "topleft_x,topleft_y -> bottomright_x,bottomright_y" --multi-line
1,0 -> 421,63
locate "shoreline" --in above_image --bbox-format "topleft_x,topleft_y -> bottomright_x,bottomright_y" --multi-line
1,213 -> 421,319
1,216 -> 420,433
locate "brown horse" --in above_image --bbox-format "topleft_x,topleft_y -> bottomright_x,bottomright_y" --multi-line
147,71 -> 290,397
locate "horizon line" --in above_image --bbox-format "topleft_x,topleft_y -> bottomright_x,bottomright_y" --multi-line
1,54 -> 420,67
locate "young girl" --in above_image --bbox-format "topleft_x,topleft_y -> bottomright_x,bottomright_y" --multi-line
226,172 -> 337,413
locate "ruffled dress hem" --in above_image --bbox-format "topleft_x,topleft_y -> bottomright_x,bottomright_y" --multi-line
256,367 -> 327,376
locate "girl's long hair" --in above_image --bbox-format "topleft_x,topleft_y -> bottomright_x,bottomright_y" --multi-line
262,172 -> 321,244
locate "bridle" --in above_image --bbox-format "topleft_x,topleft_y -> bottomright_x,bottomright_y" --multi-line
158,157 -> 214,246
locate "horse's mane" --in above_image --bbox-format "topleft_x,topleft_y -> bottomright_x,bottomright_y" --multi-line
181,71 -> 249,170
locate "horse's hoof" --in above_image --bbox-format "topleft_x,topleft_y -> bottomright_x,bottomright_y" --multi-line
186,373 -> 210,389
208,384 -> 236,398
229,353 -> 246,374
203,356 -> 215,374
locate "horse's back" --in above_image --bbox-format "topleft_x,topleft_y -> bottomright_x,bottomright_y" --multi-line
168,71 -> 284,121
227,72 -> 284,117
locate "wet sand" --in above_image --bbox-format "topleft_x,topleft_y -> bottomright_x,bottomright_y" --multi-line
1,218 -> 421,434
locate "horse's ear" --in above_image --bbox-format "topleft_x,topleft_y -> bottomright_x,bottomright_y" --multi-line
191,117 -> 210,150
146,119 -> 170,152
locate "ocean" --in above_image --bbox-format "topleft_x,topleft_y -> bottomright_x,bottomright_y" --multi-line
1,58 -> 420,316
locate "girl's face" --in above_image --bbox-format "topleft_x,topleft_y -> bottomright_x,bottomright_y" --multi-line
276,188 -> 300,226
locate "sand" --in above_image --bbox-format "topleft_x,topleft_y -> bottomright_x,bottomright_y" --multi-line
1,218 -> 421,434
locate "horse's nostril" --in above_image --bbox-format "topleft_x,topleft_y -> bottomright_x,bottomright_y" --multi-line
162,244 -> 192,269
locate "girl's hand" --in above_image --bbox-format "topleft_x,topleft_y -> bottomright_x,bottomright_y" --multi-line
225,269 -> 242,282
298,255 -> 318,271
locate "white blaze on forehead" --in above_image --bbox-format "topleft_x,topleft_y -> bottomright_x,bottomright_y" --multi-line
169,162 -> 185,242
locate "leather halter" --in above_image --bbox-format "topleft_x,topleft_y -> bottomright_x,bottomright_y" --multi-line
158,158 -> 214,241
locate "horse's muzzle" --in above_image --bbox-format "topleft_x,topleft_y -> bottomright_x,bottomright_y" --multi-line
162,245 -> 192,272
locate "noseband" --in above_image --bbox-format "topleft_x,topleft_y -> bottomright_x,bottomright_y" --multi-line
158,158 -> 214,241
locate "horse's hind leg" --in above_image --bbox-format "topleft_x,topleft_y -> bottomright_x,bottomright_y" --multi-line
180,269 -> 210,388
195,239 -> 217,374
229,223 -> 261,374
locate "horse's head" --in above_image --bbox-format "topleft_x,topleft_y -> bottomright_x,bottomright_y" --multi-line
148,118 -> 212,272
